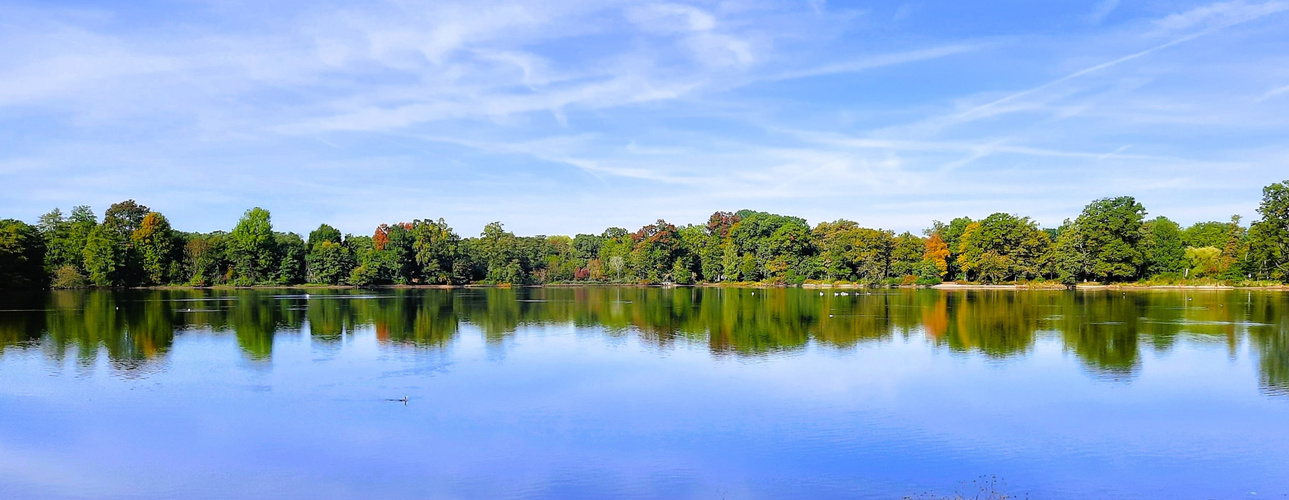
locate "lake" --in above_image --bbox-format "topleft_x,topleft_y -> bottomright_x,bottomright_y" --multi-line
1,287 -> 1287,499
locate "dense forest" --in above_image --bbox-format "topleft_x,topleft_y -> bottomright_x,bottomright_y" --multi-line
2,180 -> 1287,289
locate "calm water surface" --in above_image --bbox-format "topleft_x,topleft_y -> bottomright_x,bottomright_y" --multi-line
1,287 -> 1287,499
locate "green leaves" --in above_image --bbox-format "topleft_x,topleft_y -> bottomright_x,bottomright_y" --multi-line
230,208 -> 277,284
1247,180 -> 1289,281
1058,196 -> 1147,283
13,183 -> 1289,288
956,213 -> 1050,283
0,219 -> 46,288
83,224 -> 124,287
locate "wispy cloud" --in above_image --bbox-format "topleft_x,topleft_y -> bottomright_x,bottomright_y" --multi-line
764,44 -> 981,82
1262,84 -> 1289,100
0,0 -> 1285,235
954,3 -> 1282,123
1149,0 -> 1289,36
1086,0 -> 1121,24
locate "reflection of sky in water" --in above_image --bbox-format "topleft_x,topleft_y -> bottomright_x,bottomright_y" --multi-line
0,288 -> 1287,499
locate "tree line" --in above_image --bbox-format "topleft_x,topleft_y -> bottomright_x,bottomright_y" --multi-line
2,180 -> 1287,288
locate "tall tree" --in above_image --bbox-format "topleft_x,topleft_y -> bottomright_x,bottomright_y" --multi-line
104,200 -> 151,237
83,224 -> 126,286
275,232 -> 307,284
813,220 -> 893,282
412,219 -> 463,284
1182,221 -> 1230,249
1140,216 -> 1186,277
630,219 -> 683,282
184,232 -> 228,286
891,232 -> 926,278
0,219 -> 46,288
725,210 -> 813,282
927,217 -> 973,280
1248,180 -> 1289,281
1064,196 -> 1147,282
923,233 -> 951,279
229,208 -> 277,284
956,213 -> 1051,283
131,212 -> 176,285
479,222 -> 523,284
104,200 -> 152,286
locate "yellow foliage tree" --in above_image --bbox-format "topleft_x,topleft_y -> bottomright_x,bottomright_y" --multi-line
923,233 -> 950,278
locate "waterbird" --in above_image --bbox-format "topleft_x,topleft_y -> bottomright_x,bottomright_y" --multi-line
386,396 -> 409,405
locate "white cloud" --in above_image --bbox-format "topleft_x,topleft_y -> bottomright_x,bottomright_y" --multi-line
0,0 -> 1286,235
1149,0 -> 1289,36
627,3 -> 718,33
1262,84 -> 1289,100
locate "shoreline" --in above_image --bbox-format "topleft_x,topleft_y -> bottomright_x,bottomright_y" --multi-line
30,282 -> 1289,292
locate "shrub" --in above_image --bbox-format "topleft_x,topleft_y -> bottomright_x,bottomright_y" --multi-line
50,265 -> 88,289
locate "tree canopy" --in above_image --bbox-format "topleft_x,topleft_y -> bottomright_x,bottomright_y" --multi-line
5,183 -> 1289,289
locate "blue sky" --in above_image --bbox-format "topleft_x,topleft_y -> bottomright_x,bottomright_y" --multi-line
2,0 -> 1288,237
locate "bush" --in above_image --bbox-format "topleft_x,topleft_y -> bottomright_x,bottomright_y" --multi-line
50,265 -> 88,289
349,264 -> 378,286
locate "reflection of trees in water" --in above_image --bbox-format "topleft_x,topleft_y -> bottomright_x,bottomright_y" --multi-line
934,291 -> 1047,358
0,291 -> 45,351
1245,292 -> 1289,396
235,291 -> 305,360
366,291 -> 458,349
5,288 -> 1288,392
307,295 -> 352,342
45,291 -> 177,372
231,292 -> 279,361
1058,291 -> 1144,378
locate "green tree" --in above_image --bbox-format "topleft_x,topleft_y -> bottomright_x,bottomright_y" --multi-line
1185,246 -> 1222,278
890,232 -> 926,278
1247,180 -> 1289,281
104,200 -> 153,285
0,219 -> 46,288
38,206 -> 98,276
597,228 -> 632,282
724,210 -> 813,282
229,208 -> 277,284
479,222 -> 524,284
412,219 -> 463,284
373,222 -> 418,283
1218,215 -> 1248,280
1140,216 -> 1186,277
184,232 -> 229,286
1182,221 -> 1229,248
630,219 -> 684,283
927,217 -> 973,280
275,232 -> 307,284
813,220 -> 896,282
104,200 -> 151,237
308,241 -> 355,284
1064,196 -> 1147,282
956,213 -> 1051,283
131,212 -> 175,285
1052,220 -> 1087,285
83,224 -> 125,286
